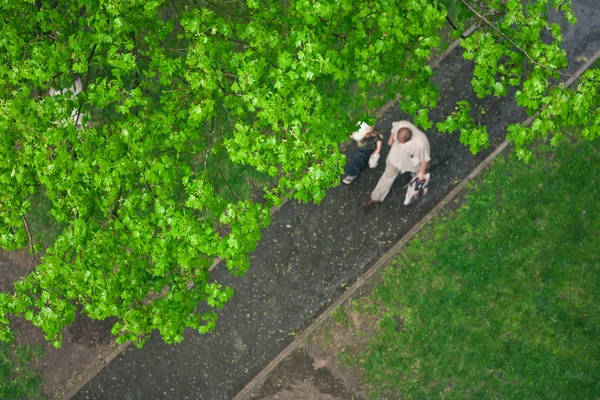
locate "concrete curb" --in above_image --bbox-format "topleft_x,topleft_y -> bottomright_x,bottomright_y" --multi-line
232,43 -> 600,400
57,341 -> 131,400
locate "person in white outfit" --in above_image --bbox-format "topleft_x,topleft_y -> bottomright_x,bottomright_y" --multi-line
362,120 -> 430,207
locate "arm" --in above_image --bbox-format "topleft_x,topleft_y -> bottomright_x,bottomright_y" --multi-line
417,159 -> 428,181
417,133 -> 431,181
375,140 -> 382,154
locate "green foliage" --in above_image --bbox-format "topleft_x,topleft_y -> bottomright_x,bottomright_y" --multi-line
0,0 -> 598,346
437,100 -> 489,154
0,0 -> 445,346
0,340 -> 44,400
447,0 -> 600,160
359,137 -> 600,399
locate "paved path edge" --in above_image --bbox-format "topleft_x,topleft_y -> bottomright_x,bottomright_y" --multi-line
232,48 -> 600,400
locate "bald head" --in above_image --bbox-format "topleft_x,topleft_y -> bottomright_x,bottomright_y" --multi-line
397,127 -> 412,143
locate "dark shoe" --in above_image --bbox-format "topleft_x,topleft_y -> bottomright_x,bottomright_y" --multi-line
361,198 -> 382,208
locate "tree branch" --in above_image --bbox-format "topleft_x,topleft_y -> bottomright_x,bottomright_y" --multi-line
170,0 -> 182,19
203,116 -> 215,183
214,79 -> 243,97
216,157 -> 241,201
74,44 -> 98,127
140,87 -> 161,101
459,0 -> 576,77
110,187 -> 123,220
198,0 -> 251,19
223,36 -> 279,69
21,216 -> 35,275
445,16 -> 468,39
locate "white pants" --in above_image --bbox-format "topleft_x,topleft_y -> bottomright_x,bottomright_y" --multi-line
371,158 -> 416,202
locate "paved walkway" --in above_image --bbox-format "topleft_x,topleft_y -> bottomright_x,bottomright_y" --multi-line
73,2 -> 600,398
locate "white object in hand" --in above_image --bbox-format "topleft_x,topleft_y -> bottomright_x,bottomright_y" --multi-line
351,122 -> 372,142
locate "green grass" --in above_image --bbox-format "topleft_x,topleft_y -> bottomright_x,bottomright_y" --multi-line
357,137 -> 600,399
333,307 -> 353,330
0,340 -> 44,400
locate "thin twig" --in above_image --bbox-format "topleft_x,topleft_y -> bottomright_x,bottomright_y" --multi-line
103,109 -> 118,129
203,116 -> 215,183
21,216 -> 35,275
224,37 -> 279,69
170,0 -> 181,19
110,187 -> 123,219
131,31 -> 140,91
202,0 -> 251,18
74,44 -> 98,127
140,87 -> 161,101
216,157 -> 241,201
215,79 -> 243,96
190,0 -> 201,10
445,16 -> 469,39
176,74 -> 191,87
459,0 -> 576,77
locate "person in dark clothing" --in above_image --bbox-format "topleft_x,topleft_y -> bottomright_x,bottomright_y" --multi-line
343,122 -> 383,184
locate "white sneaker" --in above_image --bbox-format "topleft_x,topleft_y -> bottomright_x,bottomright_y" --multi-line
342,175 -> 356,184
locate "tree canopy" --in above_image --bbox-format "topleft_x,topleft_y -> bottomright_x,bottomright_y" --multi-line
0,0 -> 598,347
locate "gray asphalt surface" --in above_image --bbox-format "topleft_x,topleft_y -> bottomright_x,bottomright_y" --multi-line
74,2 -> 600,399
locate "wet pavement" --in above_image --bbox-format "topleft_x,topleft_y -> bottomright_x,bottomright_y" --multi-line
74,2 -> 600,399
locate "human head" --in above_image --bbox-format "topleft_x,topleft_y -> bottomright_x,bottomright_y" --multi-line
351,122 -> 374,141
396,127 -> 412,143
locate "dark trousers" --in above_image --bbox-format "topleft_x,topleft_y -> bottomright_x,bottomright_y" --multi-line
346,149 -> 373,177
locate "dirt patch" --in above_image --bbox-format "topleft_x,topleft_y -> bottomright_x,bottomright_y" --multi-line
0,250 -> 119,399
247,348 -> 360,400
246,281 -> 382,400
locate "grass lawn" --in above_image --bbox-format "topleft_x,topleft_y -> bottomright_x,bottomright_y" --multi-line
355,137 -> 600,399
0,340 -> 44,400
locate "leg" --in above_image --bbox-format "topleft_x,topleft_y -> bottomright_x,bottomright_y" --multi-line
370,158 -> 400,202
346,149 -> 371,177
